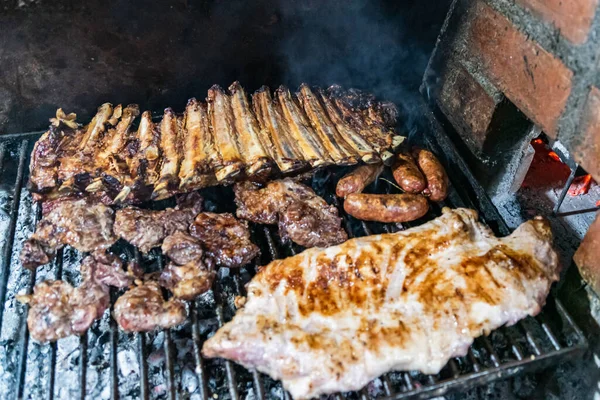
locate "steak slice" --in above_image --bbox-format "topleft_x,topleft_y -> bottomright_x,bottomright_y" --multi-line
202,208 -> 559,399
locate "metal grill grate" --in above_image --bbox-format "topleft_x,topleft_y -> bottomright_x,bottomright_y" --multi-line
0,132 -> 588,400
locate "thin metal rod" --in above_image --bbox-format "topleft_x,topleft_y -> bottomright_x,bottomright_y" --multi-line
15,203 -> 42,400
467,348 -> 481,372
480,337 -> 501,367
216,305 -> 239,400
47,248 -> 64,400
555,206 -> 600,217
552,166 -> 577,215
109,289 -> 119,400
0,140 -> 29,325
164,330 -> 177,400
79,332 -> 88,400
382,374 -> 395,396
447,359 -> 461,377
137,334 -> 150,400
520,322 -> 542,356
555,299 -> 586,341
190,302 -> 209,400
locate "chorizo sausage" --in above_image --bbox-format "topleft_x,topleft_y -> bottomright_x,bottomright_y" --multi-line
392,152 -> 426,193
343,193 -> 429,223
336,163 -> 384,198
412,148 -> 449,202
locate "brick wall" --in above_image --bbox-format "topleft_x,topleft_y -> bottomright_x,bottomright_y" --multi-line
422,0 -> 600,293
423,0 -> 600,182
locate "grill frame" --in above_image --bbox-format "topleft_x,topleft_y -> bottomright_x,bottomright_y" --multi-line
0,110 -> 588,400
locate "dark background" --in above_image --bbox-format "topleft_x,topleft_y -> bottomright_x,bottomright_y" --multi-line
0,0 -> 452,134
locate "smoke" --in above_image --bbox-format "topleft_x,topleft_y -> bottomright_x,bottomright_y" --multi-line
276,0 -> 451,131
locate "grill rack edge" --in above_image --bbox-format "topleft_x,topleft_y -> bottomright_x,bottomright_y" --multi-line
0,135 -> 588,400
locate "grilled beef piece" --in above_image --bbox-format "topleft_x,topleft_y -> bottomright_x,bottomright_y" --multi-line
85,250 -> 133,288
160,231 -> 216,300
20,198 -> 118,269
234,179 -> 347,248
22,251 -> 127,343
203,208 -> 559,399
114,281 -> 188,332
113,192 -> 203,253
189,213 -> 259,268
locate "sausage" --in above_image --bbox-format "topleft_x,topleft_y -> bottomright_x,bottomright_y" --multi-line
392,152 -> 426,193
336,163 -> 384,198
343,193 -> 429,223
412,148 -> 449,202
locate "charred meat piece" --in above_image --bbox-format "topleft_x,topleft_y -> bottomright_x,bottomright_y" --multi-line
20,199 -> 118,269
234,178 -> 348,248
114,281 -> 188,332
203,209 -> 559,399
21,251 -> 121,343
84,250 -> 133,289
24,279 -> 109,343
252,87 -> 306,173
207,85 -> 244,181
229,81 -> 271,176
113,192 -> 203,253
189,213 -> 259,268
297,84 -> 358,165
160,231 -> 216,300
179,99 -> 218,191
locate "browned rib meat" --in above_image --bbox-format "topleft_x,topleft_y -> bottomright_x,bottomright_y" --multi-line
207,85 -> 244,181
86,104 -> 140,193
153,108 -> 183,199
297,84 -> 358,165
229,81 -> 272,176
179,98 -> 218,191
276,86 -> 331,167
252,87 -> 306,173
114,281 -> 188,332
317,88 -> 379,163
327,86 -> 395,162
57,103 -> 113,193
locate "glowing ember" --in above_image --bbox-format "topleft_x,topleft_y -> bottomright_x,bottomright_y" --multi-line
548,151 -> 561,162
568,174 -> 593,196
596,200 -> 600,207
521,139 -> 571,189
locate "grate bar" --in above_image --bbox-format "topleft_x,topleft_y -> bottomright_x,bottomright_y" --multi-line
479,337 -> 501,367
109,289 -> 119,400
0,140 -> 29,325
520,322 -> 542,356
190,302 -> 209,400
467,349 -> 481,373
79,333 -> 88,399
215,304 -> 239,400
137,334 -> 150,400
382,375 -> 395,396
47,248 -> 64,400
164,330 -> 177,400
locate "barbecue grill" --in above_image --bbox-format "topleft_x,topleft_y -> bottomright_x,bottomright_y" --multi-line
0,100 -> 588,399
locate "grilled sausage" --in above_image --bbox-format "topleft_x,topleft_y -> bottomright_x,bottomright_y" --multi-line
343,193 -> 428,223
392,152 -> 426,193
336,163 -> 384,198
413,148 -> 449,202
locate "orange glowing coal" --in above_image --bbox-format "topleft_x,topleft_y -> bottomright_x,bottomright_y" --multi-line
568,174 -> 593,196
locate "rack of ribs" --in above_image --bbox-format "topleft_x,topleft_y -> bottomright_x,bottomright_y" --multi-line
202,208 -> 559,399
28,83 -> 404,204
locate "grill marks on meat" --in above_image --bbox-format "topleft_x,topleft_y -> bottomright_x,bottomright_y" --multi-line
202,208 -> 559,399
252,87 -> 306,173
234,179 -> 347,248
160,231 -> 216,300
189,212 -> 259,268
23,251 -> 127,343
20,199 -> 117,269
208,85 -> 244,182
297,84 -> 358,165
29,83 -> 401,204
179,99 -> 218,191
114,281 -> 188,332
229,81 -> 272,177
113,192 -> 203,253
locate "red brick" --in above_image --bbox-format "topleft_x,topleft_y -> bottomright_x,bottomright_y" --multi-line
467,2 -> 573,139
574,211 -> 600,295
516,0 -> 598,45
438,64 -> 500,153
573,86 -> 600,182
